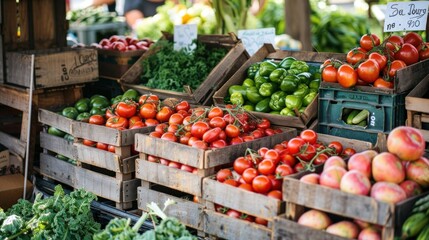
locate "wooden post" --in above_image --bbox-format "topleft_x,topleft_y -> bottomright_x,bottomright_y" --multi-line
285,0 -> 312,51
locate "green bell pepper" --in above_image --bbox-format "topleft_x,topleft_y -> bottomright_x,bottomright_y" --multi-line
230,92 -> 245,106
76,112 -> 91,122
111,95 -> 123,105
255,74 -> 269,89
269,91 -> 286,111
280,107 -> 296,116
229,85 -> 248,97
62,107 -> 79,120
280,75 -> 299,93
255,98 -> 271,113
246,86 -> 264,104
75,98 -> 90,107
303,92 -> 317,107
90,107 -> 105,116
297,72 -> 312,85
278,57 -> 296,70
121,89 -> 139,102
289,60 -> 310,74
287,69 -> 301,75
243,105 -> 255,111
247,63 -> 260,79
293,86 -> 309,99
259,61 -> 277,77
47,126 -> 66,137
90,97 -> 110,109
259,82 -> 278,97
75,101 -> 89,113
309,88 -> 318,94
309,79 -> 320,90
242,78 -> 255,88
285,95 -> 303,110
269,68 -> 287,83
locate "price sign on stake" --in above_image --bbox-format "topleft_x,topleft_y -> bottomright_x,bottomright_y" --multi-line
384,1 -> 429,32
238,28 -> 275,56
174,24 -> 198,52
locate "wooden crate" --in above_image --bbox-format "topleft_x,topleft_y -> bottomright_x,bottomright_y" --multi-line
203,210 -> 271,240
137,186 -> 205,231
39,152 -> 140,209
6,48 -> 99,89
98,49 -> 145,79
120,34 -> 249,105
212,44 -> 346,129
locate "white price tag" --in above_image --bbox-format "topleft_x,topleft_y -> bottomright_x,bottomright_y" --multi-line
238,28 -> 276,56
174,24 -> 198,51
384,1 -> 429,32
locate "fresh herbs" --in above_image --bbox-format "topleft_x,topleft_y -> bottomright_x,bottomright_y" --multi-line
141,40 -> 228,92
0,185 -> 100,240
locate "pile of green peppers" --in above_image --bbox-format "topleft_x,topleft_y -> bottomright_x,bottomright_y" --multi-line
227,57 -> 320,117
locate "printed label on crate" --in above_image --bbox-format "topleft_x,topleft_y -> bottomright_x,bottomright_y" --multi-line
237,28 -> 275,56
384,1 -> 429,32
174,24 -> 198,52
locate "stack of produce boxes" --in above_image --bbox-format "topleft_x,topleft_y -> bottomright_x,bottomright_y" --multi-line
274,127 -> 429,239
212,44 -> 346,130
134,105 -> 296,234
38,91 -> 159,209
318,33 -> 429,144
203,132 -> 372,240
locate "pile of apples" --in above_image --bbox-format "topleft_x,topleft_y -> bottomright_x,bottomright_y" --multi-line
91,35 -> 154,51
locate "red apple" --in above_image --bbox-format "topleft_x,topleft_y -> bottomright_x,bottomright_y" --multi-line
298,209 -> 331,230
127,45 -> 137,51
112,42 -> 126,52
320,166 -> 347,189
326,221 -> 359,239
168,161 -> 182,169
370,182 -> 407,204
387,126 -> 425,161
372,152 -> 405,184
399,180 -> 423,198
300,173 -> 320,184
116,38 -> 129,46
109,35 -> 120,43
323,156 -> 346,170
99,38 -> 110,46
406,157 -> 429,188
358,226 -> 381,240
340,170 -> 372,196
348,153 -> 372,178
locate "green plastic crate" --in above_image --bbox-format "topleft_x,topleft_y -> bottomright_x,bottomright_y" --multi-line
318,86 -> 407,144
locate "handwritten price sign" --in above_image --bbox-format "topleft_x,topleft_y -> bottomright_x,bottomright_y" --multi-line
238,28 -> 276,56
384,1 -> 429,32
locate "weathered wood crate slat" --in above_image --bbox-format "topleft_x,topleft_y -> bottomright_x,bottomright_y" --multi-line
120,33 -> 249,105
39,152 -> 139,209
137,186 -> 205,231
212,44 -> 347,129
203,210 -> 271,240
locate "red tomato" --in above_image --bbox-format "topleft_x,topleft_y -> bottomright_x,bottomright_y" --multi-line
297,144 -> 317,161
279,152 -> 296,167
155,123 -> 168,134
368,52 -> 387,70
191,121 -> 210,139
273,144 -> 286,153
168,161 -> 182,169
208,107 -> 224,119
275,164 -> 294,177
230,136 -> 244,145
106,116 -> 129,129
337,64 -> 358,88
180,164 -> 194,173
394,43 -> 419,66
257,118 -> 271,129
115,101 -> 137,118
225,124 -> 240,138
418,42 -> 429,61
342,148 -> 356,157
147,155 -> 159,163
251,129 -> 264,139
216,169 -> 233,182
313,153 -> 329,165
403,32 -> 423,48
294,162 -> 305,172
149,131 -> 162,138
169,113 -> 184,125
89,115 -> 105,125
187,136 -> 199,146
386,35 -> 404,52
264,149 -> 280,163
287,138 -> 306,155
210,139 -> 227,149
360,33 -> 380,51
179,132 -> 192,145
161,132 -> 178,142
258,159 -> 276,175
373,78 -> 394,89
234,156 -> 253,175
346,47 -> 367,65
242,135 -> 255,142
252,175 -> 272,194
258,147 -> 270,158
328,141 -> 343,155
105,107 -> 116,119
83,139 -> 96,147
156,106 -> 174,123
223,114 -> 235,124
139,103 -> 157,119
138,94 -> 159,105
191,140 -> 208,150
264,128 -> 276,136
300,130 -> 318,144
238,183 -> 254,192
387,60 -> 407,78
174,100 -> 190,112
226,209 -> 241,218
209,116 -> 227,129
202,127 -> 222,143
96,142 -> 108,151
357,59 -> 380,84
159,158 -> 170,166
129,121 -> 145,129
255,217 -> 268,226
167,124 -> 179,133
237,177 -> 247,185
267,174 -> 282,190
322,63 -> 338,83
224,179 -> 239,187
242,168 -> 258,184
240,214 -> 255,222
267,190 -> 282,200
129,116 -> 142,126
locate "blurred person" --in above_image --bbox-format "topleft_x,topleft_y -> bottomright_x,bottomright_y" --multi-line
124,0 -> 179,28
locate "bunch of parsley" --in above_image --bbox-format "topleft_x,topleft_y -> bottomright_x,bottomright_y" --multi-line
141,40 -> 228,92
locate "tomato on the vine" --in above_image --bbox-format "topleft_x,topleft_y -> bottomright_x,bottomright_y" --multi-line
360,33 -> 380,51
346,47 -> 367,65
191,121 -> 210,139
211,139 -> 227,149
191,140 -> 208,150
368,52 -> 387,70
234,156 -> 253,174
139,103 -> 157,119
156,106 -> 174,123
224,179 -> 239,187
252,175 -> 272,194
161,132 -> 178,142
238,183 -> 254,192
129,116 -> 142,126
264,149 -> 280,163
257,118 -> 271,129
386,35 -> 404,53
209,116 -> 226,129
287,138 -> 306,155
279,152 -> 296,167
387,60 -> 407,78
258,159 -> 276,175
418,42 -> 429,61
138,94 -> 159,105
106,116 -> 129,129
267,190 -> 282,200
208,107 -> 224,119
313,153 -> 329,165
168,113 -> 184,125
357,59 -> 380,84
297,144 -> 317,161
202,127 -> 222,143
294,162 -> 305,172
155,123 -> 168,134
403,32 -> 423,48
328,141 -> 343,155
322,65 -> 338,83
342,147 -> 357,157
300,130 -> 318,144
394,43 -> 419,66
129,121 -> 145,129
267,174 -> 282,190
115,101 -> 137,118
225,124 -> 240,138
242,168 -> 258,184
275,164 -> 294,177
174,100 -> 190,112
89,115 -> 105,125
373,78 -> 394,89
216,169 -> 233,182
337,64 -> 358,88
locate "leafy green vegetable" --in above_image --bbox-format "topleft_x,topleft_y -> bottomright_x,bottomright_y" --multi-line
6,199 -> 33,222
141,40 -> 227,92
1,215 -> 24,236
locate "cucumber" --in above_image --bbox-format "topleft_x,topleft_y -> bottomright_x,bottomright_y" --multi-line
342,108 -> 353,117
346,110 -> 360,125
352,109 -> 369,125
413,200 -> 429,213
402,212 -> 429,238
415,194 -> 429,207
417,223 -> 429,240
356,120 -> 367,127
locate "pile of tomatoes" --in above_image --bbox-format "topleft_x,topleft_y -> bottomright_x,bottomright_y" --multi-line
212,130 -> 357,224
322,32 -> 428,89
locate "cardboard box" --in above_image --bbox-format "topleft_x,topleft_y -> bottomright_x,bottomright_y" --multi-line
0,174 -> 33,210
